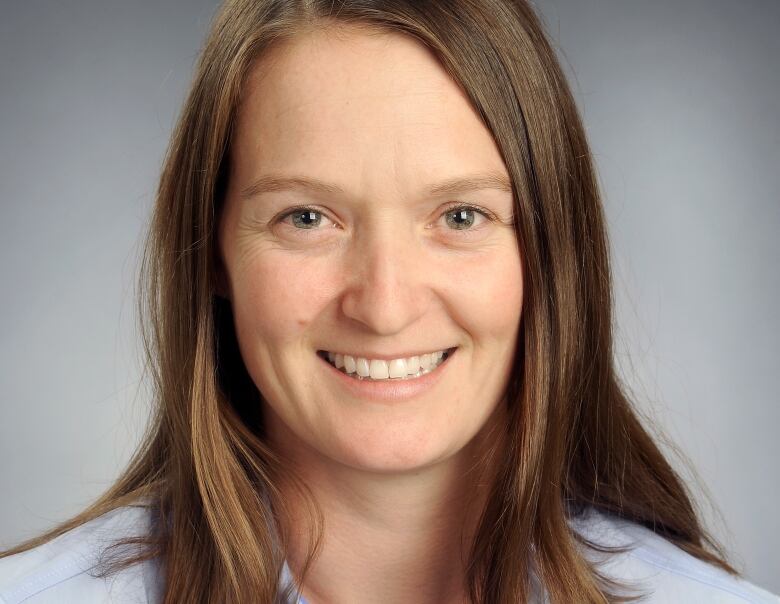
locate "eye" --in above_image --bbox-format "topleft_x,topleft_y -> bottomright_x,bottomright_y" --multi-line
275,206 -> 336,232
441,204 -> 492,231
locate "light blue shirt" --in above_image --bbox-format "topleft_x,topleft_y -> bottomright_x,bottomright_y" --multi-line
0,504 -> 777,603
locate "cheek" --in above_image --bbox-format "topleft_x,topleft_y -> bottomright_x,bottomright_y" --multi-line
444,246 -> 524,340
231,251 -> 335,342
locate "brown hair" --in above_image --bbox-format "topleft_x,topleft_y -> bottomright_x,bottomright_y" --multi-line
1,1 -> 740,602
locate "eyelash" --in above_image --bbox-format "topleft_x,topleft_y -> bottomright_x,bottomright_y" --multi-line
274,203 -> 495,236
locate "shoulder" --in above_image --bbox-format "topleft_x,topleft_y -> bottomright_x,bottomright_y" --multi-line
567,506 -> 780,603
0,505 -> 163,604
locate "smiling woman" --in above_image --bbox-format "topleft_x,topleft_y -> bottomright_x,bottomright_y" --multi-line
0,1 -> 778,604
214,28 -> 524,505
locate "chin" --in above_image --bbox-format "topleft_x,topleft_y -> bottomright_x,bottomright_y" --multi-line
325,425 -> 458,474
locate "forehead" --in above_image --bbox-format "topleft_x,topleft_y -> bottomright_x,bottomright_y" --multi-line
231,25 -> 508,192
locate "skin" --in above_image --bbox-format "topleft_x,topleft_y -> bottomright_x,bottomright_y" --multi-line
217,25 -> 524,604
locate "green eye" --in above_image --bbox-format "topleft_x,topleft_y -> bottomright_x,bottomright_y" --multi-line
441,204 -> 496,233
445,207 -> 480,230
290,209 -> 322,229
276,206 -> 334,231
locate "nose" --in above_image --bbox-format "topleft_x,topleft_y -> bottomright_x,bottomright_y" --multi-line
339,220 -> 429,335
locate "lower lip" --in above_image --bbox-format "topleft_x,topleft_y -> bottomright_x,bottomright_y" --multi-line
317,348 -> 457,403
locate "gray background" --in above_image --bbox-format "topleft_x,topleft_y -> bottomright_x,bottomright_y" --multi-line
1,0 -> 777,593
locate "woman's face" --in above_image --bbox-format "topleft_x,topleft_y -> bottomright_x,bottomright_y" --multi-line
218,26 -> 523,473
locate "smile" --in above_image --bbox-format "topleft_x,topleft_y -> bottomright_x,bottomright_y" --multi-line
317,348 -> 455,381
315,347 -> 457,403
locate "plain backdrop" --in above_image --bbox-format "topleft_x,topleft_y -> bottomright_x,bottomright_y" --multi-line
1,0 -> 778,593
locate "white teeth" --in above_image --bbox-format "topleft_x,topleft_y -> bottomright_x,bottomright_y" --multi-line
369,359 -> 389,379
388,359 -> 406,378
406,356 -> 420,375
322,349 -> 451,380
356,358 -> 370,377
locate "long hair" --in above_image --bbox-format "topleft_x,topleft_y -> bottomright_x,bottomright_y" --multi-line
1,1 -> 740,602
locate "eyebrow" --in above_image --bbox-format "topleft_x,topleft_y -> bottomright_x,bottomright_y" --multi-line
239,171 -> 513,200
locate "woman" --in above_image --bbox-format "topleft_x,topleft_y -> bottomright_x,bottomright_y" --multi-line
0,1 -> 777,603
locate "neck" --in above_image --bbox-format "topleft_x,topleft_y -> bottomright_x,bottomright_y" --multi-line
268,403 -> 508,604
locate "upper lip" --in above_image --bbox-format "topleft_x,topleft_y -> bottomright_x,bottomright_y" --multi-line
318,346 -> 456,361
